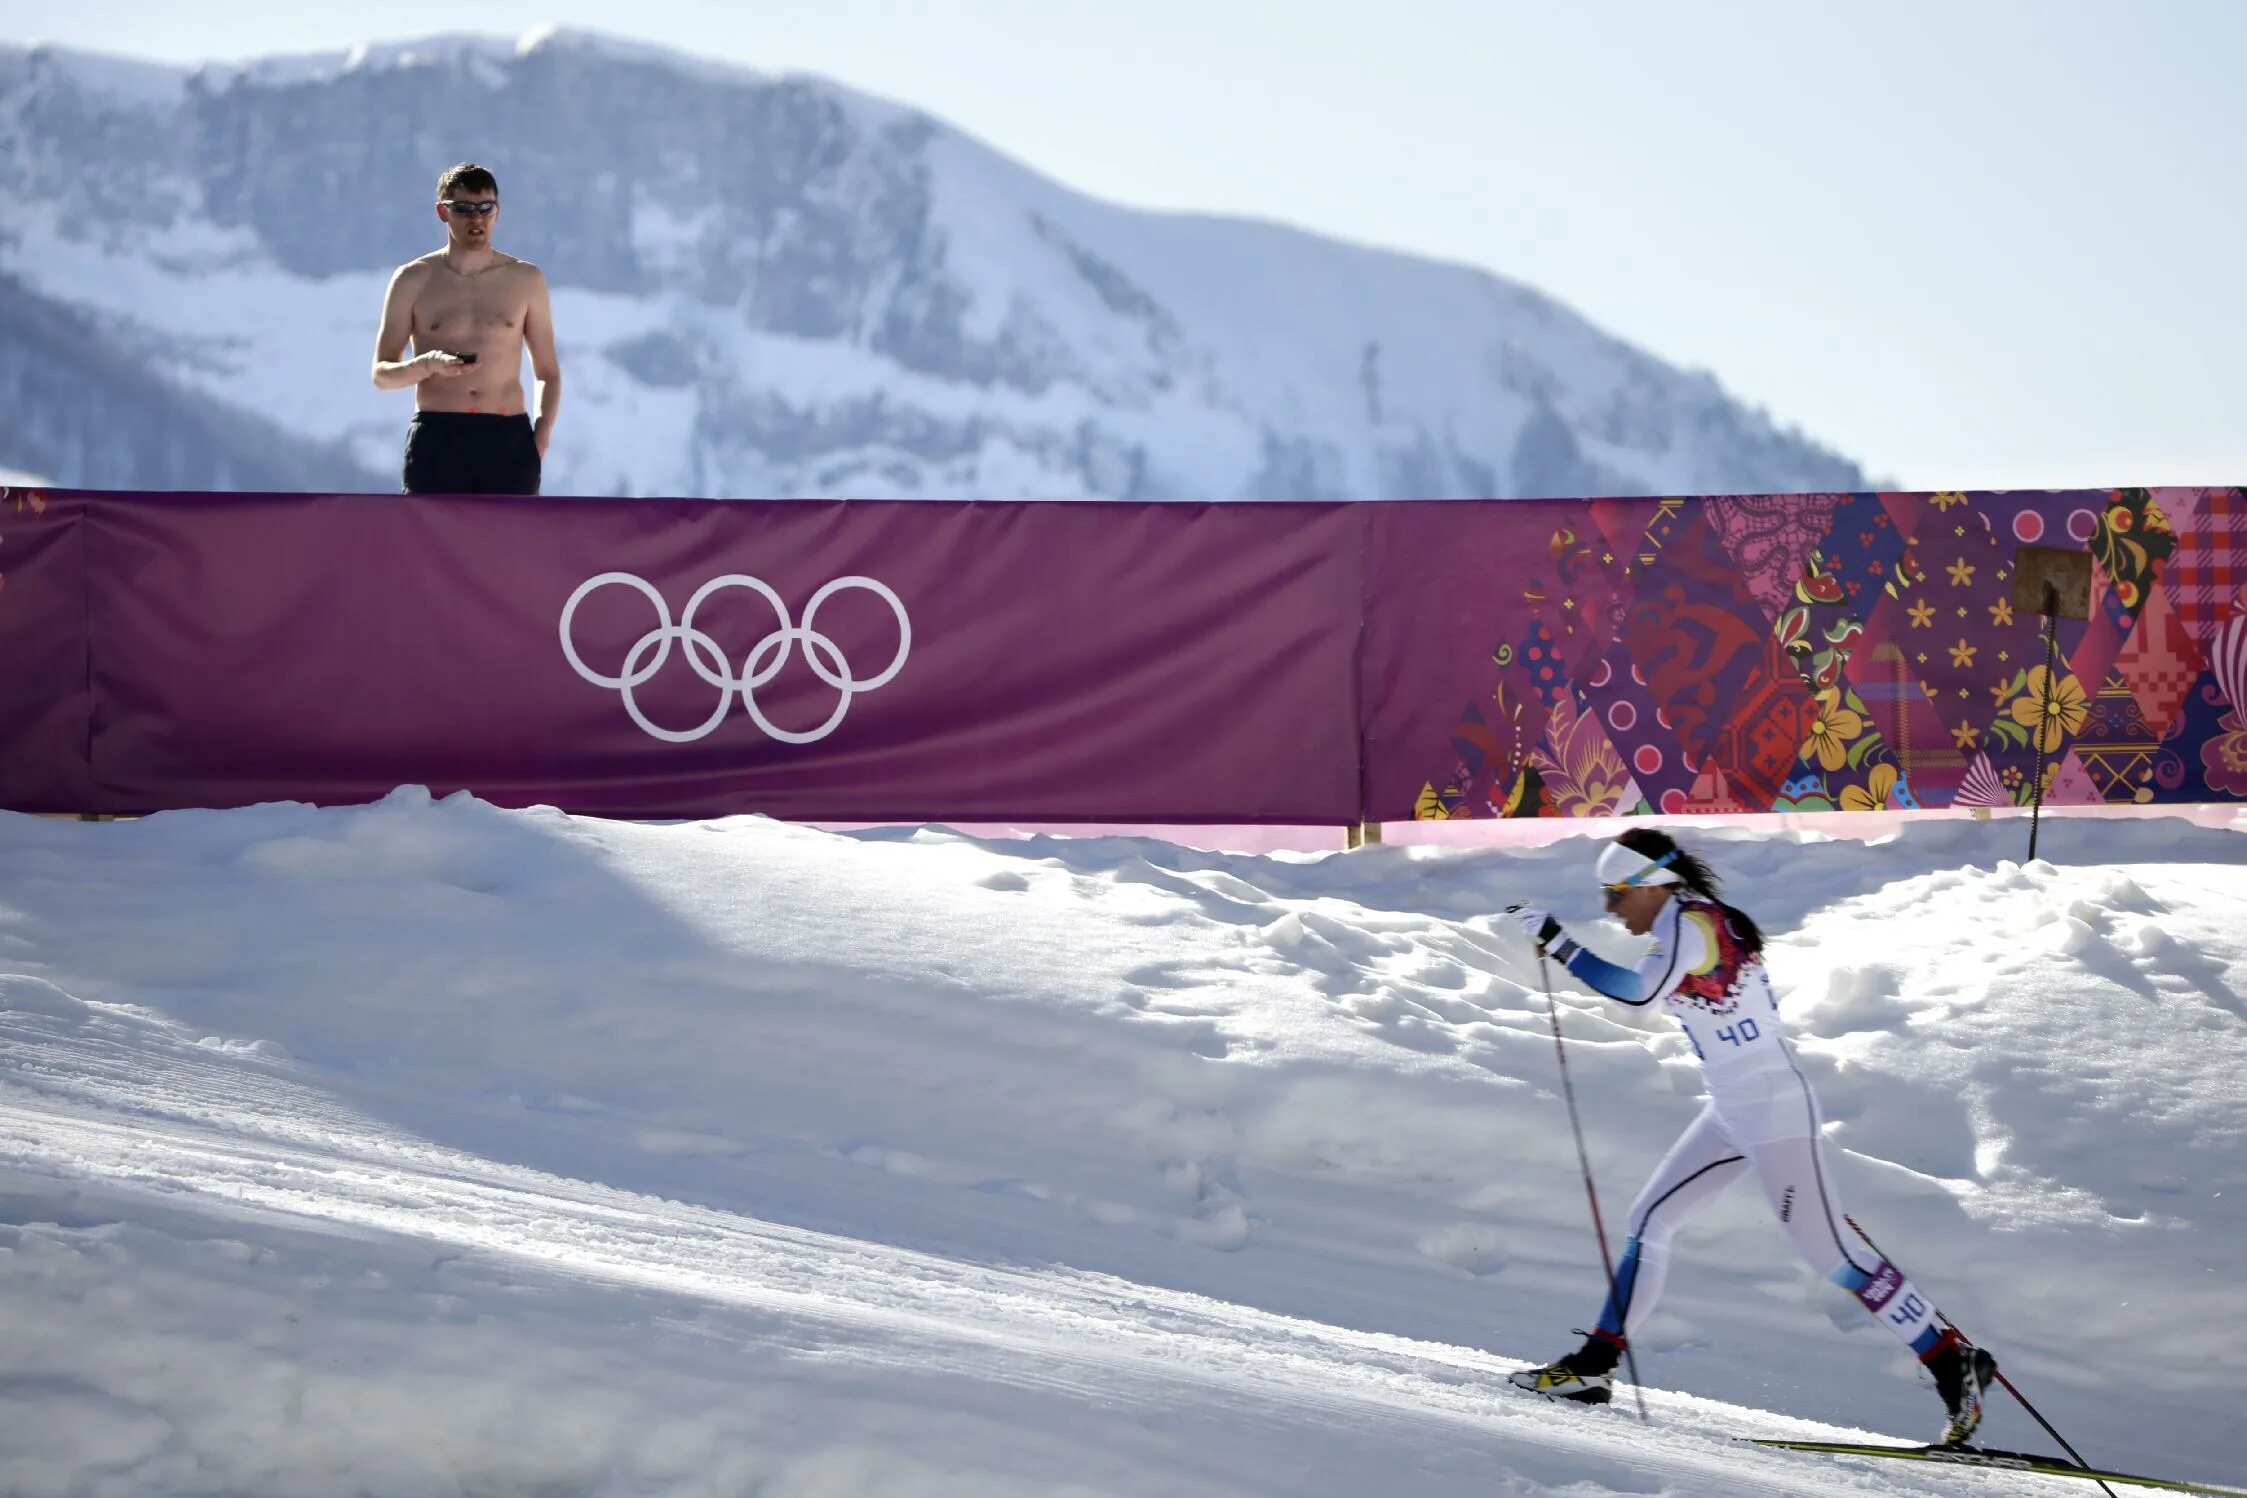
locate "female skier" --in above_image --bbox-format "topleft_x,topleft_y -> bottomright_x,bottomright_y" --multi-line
1504,828 -> 1998,1445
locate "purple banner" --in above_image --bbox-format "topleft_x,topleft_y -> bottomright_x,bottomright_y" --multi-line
8,485 -> 2244,824
2,491 -> 1365,822
0,489 -> 93,812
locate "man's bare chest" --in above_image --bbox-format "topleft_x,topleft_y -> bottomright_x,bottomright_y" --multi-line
413,273 -> 529,344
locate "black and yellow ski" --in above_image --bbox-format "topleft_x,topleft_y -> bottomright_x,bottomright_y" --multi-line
1743,1438 -> 2247,1496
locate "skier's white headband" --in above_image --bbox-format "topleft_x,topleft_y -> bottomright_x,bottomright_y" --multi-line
1596,842 -> 1682,891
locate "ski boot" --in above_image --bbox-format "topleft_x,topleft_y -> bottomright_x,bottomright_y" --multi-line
1508,1329 -> 1623,1405
1923,1327 -> 1998,1445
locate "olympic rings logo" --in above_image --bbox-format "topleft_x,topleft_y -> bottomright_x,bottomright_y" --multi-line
559,572 -> 910,745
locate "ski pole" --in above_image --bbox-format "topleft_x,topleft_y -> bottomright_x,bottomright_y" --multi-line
1538,947 -> 1648,1423
1845,1215 -> 2112,1496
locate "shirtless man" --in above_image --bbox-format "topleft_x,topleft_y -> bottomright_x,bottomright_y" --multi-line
371,163 -> 561,494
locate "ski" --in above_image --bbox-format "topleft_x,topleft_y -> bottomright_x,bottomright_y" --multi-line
1743,1437 -> 2247,1496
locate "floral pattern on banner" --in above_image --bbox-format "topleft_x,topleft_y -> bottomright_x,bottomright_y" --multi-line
2203,726 -> 2247,798
2203,612 -> 2247,797
1526,691 -> 1641,817
1775,760 -> 1920,815
1791,682 -> 1917,813
1768,490 -> 1913,702
2090,488 -> 2179,617
1840,761 -> 1912,812
1800,687 -> 1865,773
1988,665 -> 2090,755
1775,593 -> 1873,697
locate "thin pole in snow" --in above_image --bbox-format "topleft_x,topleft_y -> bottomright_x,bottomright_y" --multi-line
1538,948 -> 1648,1423
2028,580 -> 2061,864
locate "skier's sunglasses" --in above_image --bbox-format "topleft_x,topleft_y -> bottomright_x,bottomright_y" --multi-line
1600,851 -> 1678,907
441,199 -> 499,216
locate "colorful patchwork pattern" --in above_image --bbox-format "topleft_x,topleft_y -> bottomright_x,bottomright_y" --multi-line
1416,485 -> 2247,817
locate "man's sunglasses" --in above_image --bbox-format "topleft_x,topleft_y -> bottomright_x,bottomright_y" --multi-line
441,200 -> 499,217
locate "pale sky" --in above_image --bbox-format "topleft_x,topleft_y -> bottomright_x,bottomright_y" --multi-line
5,0 -> 2243,491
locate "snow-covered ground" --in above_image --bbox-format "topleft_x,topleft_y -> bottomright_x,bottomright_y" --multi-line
2,795 -> 2242,1496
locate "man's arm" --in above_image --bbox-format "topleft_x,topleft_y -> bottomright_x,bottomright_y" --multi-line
524,268 -> 562,454
370,264 -> 464,391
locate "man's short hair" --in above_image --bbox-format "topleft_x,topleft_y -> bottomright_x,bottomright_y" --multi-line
436,163 -> 498,200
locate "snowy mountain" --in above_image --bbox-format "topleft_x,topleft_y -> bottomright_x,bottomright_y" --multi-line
0,28 -> 1869,500
2,798 -> 2243,1496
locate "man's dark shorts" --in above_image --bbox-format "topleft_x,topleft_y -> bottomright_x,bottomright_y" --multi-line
401,412 -> 542,495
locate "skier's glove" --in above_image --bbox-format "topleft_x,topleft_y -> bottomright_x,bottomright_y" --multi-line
1506,904 -> 1565,951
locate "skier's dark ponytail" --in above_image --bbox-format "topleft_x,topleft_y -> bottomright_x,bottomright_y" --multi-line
1614,828 -> 1765,955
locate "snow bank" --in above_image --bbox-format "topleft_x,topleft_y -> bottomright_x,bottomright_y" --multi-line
2,794 -> 2241,1495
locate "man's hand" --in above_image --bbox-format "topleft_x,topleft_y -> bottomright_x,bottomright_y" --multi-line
420,351 -> 472,379
533,423 -> 552,458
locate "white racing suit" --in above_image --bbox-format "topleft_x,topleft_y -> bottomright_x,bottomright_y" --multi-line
1544,892 -> 1948,1358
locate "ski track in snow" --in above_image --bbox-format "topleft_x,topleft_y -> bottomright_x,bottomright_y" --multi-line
0,1044 -> 2020,1498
